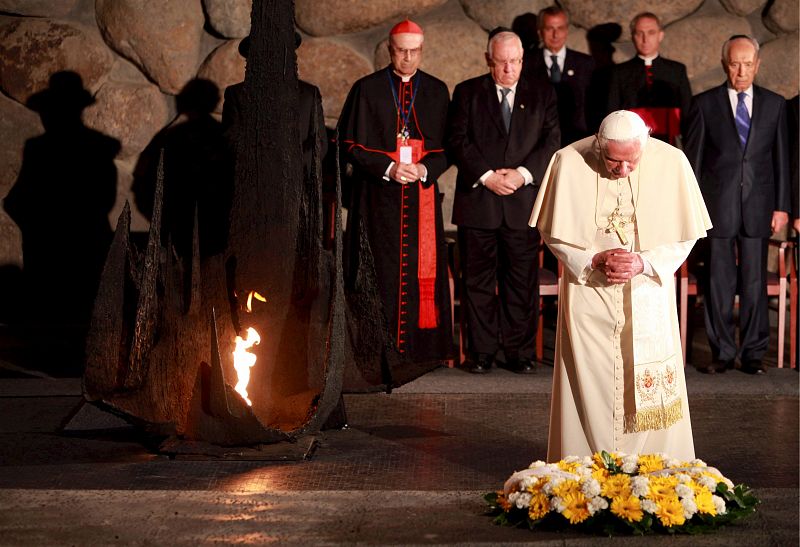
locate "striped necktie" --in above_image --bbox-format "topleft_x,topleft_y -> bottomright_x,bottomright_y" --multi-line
735,91 -> 750,149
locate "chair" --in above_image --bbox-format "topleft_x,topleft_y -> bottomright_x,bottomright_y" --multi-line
537,246 -> 562,362
629,107 -> 681,146
678,240 -> 797,369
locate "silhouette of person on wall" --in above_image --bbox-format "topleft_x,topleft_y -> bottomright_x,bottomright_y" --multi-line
3,71 -> 120,327
133,78 -> 232,260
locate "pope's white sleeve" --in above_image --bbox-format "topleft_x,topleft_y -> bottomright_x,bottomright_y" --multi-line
541,233 -> 596,285
637,240 -> 697,286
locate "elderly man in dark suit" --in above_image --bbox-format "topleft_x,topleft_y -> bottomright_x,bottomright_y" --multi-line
448,29 -> 560,374
684,35 -> 790,375
522,5 -> 595,146
607,12 -> 692,137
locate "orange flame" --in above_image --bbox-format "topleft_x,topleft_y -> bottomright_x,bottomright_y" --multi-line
232,327 -> 260,406
246,291 -> 267,313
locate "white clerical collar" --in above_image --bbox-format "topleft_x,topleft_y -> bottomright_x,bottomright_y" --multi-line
393,69 -> 417,82
637,53 -> 659,66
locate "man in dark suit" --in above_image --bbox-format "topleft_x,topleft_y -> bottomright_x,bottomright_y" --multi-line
522,6 -> 595,146
449,30 -> 560,374
607,12 -> 692,137
684,35 -> 790,375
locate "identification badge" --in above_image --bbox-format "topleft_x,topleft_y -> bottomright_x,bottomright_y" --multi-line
399,145 -> 413,164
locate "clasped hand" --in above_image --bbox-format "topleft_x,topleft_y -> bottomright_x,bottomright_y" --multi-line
591,248 -> 644,284
391,162 -> 421,184
484,169 -> 524,196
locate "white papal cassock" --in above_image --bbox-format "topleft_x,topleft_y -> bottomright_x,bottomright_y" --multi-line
530,135 -> 712,462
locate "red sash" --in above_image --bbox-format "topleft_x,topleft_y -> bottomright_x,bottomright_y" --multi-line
388,138 -> 438,329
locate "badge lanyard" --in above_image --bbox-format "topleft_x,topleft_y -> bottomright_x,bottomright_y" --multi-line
387,68 -> 420,142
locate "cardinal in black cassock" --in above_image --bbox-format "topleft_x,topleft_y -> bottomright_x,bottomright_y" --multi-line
338,19 -> 453,390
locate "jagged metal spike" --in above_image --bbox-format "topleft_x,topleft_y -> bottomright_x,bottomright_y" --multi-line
124,148 -> 165,389
208,307 -> 233,418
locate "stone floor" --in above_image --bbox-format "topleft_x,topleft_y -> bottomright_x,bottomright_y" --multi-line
0,307 -> 797,546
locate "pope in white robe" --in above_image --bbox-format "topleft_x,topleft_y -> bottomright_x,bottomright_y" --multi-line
530,111 -> 712,462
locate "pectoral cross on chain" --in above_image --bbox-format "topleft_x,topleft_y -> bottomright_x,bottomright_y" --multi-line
607,208 -> 629,245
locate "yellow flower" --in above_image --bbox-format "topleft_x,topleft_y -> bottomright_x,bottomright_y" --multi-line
655,496 -> 686,527
592,451 -> 621,468
688,481 -> 711,497
601,473 -> 632,499
648,476 -> 678,502
637,454 -> 665,473
561,491 -> 591,524
610,495 -> 644,522
552,479 -> 581,498
557,460 -> 582,474
497,491 -> 512,511
528,493 -> 550,520
591,465 -> 610,483
694,489 -> 717,516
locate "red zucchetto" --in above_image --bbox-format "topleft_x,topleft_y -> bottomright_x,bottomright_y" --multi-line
390,19 -> 423,35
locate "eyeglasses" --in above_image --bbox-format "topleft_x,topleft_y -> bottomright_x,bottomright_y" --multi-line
490,58 -> 523,67
391,47 -> 422,57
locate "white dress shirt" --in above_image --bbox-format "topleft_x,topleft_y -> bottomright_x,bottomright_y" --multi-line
476,82 -> 533,187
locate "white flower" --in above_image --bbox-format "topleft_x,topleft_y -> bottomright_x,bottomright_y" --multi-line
588,496 -> 608,515
576,466 -> 593,478
550,496 -> 567,513
676,473 -> 691,484
521,475 -> 539,489
681,497 -> 698,519
621,455 -> 638,473
508,491 -> 520,505
676,484 -> 694,498
530,460 -> 547,468
631,476 -> 650,497
581,456 -> 593,466
698,476 -> 717,490
641,499 -> 658,514
665,457 -> 681,468
581,478 -> 601,498
515,492 -> 532,510
690,458 -> 707,467
564,455 -> 581,464
721,477 -> 734,489
712,495 -> 727,515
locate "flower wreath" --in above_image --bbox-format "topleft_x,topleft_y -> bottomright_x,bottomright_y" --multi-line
485,451 -> 759,535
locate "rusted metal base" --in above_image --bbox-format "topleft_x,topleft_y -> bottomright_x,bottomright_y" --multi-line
158,435 -> 317,461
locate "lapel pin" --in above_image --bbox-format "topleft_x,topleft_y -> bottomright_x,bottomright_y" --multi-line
567,69 -> 574,76
520,104 -> 525,109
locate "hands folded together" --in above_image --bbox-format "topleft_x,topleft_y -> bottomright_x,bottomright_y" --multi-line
591,248 -> 644,284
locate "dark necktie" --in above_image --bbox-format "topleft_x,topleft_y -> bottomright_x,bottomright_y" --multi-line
500,87 -> 511,131
550,55 -> 561,83
735,91 -> 750,149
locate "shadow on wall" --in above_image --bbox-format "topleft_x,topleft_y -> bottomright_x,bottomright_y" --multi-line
132,78 -> 232,263
1,71 -> 120,374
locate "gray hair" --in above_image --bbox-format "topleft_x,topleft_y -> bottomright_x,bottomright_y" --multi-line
487,31 -> 523,57
721,35 -> 759,61
537,6 -> 569,30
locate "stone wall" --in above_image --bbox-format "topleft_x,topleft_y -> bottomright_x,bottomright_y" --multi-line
0,0 -> 797,265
